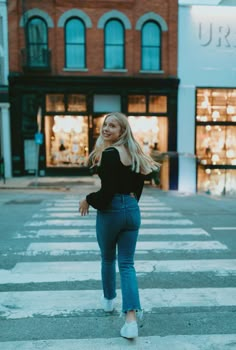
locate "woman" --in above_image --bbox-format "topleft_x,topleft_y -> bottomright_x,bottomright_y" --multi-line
79,112 -> 160,339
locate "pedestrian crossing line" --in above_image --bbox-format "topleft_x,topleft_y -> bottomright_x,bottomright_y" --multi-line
32,212 -> 183,219
48,205 -> 169,212
1,259 -> 235,284
1,334 -> 236,350
41,206 -> 173,212
15,227 -> 210,239
140,207 -> 173,211
49,197 -> 160,204
23,241 -> 227,256
212,227 -> 236,231
0,288 -> 235,319
24,218 -> 194,227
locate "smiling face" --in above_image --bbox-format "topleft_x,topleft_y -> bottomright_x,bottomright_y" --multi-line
102,115 -> 122,144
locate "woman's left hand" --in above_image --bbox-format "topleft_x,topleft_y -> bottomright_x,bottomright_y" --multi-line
79,199 -> 89,216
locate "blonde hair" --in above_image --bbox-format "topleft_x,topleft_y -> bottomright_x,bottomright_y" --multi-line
88,112 -> 160,174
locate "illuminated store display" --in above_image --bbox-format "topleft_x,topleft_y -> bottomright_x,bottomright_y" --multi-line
91,113 -> 169,189
196,88 -> 236,195
128,115 -> 169,190
45,115 -> 89,167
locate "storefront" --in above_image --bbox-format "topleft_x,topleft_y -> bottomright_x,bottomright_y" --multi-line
9,75 -> 179,189
178,3 -> 236,195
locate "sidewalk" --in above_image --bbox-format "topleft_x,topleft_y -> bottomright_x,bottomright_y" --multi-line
0,176 -> 235,201
0,176 -> 98,190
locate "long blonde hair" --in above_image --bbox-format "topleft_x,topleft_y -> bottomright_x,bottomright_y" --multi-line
88,112 -> 160,174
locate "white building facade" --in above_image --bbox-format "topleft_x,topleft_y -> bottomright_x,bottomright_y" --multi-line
178,0 -> 236,195
0,0 -> 11,178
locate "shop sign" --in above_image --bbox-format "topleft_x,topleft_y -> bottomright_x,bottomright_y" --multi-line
198,22 -> 236,48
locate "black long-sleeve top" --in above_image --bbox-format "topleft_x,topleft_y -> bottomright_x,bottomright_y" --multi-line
86,147 -> 147,210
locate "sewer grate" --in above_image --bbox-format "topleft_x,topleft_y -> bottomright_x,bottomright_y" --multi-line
5,199 -> 43,205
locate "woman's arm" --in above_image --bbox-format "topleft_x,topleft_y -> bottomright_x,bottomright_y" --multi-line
85,148 -> 119,210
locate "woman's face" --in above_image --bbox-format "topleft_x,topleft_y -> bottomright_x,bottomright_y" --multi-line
102,115 -> 122,144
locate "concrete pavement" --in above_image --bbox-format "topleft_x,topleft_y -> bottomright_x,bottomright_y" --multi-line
0,176 -> 97,190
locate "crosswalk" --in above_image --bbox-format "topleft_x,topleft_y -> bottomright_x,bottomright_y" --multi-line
0,193 -> 235,349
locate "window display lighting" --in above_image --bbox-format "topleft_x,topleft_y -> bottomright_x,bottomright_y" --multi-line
196,88 -> 236,195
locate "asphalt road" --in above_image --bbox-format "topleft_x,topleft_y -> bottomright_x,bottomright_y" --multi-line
0,185 -> 236,349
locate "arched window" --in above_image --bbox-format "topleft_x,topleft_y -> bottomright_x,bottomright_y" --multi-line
27,17 -> 48,67
65,18 -> 86,69
104,19 -> 125,69
141,21 -> 161,71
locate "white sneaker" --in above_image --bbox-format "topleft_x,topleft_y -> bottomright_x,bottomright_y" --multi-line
120,321 -> 138,339
101,297 -> 115,312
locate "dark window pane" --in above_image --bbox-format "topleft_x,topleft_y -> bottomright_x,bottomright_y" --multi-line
68,94 -> 86,112
27,17 -> 48,67
65,18 -> 85,68
105,46 -> 123,69
128,95 -> 146,113
142,47 -> 160,70
149,95 -> 167,113
141,21 -> 161,71
46,94 -> 65,112
105,20 -> 124,69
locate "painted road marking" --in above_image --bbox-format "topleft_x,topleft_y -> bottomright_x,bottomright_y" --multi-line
212,227 -> 236,231
42,206 -> 173,212
24,241 -> 227,255
24,219 -> 194,227
1,334 -> 236,350
0,259 -> 236,284
33,212 -> 182,218
14,227 -> 210,239
50,197 -> 160,204
0,288 -> 235,319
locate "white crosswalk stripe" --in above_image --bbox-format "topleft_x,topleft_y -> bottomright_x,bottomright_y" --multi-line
24,218 -> 194,226
14,227 -> 210,238
0,288 -> 236,319
23,240 -> 227,256
33,211 -> 183,218
0,259 -> 236,284
42,206 -> 173,212
1,194 -> 234,349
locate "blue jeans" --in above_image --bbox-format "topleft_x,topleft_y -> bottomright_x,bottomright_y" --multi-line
96,194 -> 141,313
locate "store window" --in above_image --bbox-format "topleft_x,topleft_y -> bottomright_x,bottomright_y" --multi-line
90,110 -> 169,190
46,94 -> 86,112
128,95 -> 167,114
68,94 -> 86,112
45,93 -> 88,168
46,94 -> 65,112
128,116 -> 167,154
198,168 -> 236,196
149,95 -> 167,113
196,88 -> 236,122
196,88 -> 236,195
128,95 -> 146,113
196,125 -> 236,166
45,115 -> 89,168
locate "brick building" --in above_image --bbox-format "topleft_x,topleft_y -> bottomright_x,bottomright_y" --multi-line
8,0 -> 179,189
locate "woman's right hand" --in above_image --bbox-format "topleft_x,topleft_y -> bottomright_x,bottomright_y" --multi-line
79,199 -> 89,216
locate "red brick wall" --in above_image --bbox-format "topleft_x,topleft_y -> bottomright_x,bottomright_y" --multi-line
8,0 -> 178,77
